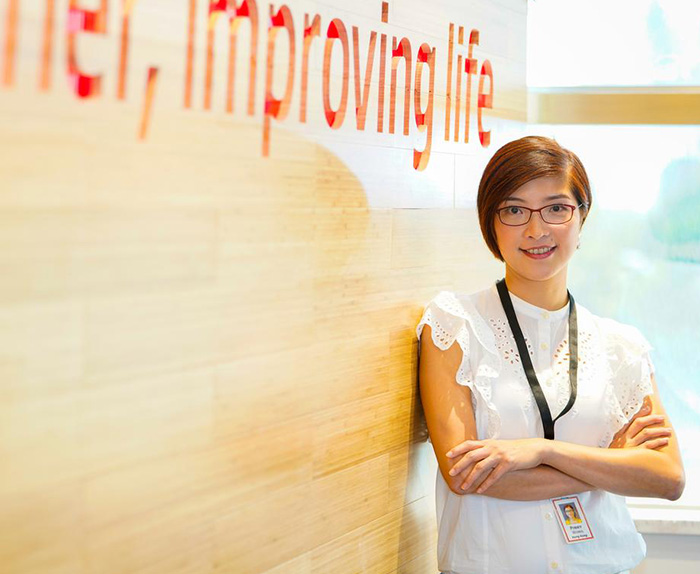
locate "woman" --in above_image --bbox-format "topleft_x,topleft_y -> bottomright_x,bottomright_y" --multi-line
562,504 -> 582,525
416,136 -> 685,574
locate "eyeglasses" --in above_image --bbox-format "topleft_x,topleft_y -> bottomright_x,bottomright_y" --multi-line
496,203 -> 585,226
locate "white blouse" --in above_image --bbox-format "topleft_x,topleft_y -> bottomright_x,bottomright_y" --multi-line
416,283 -> 655,574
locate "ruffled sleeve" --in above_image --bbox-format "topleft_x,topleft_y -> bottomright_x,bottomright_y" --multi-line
598,318 -> 656,447
415,291 -> 502,439
416,291 -> 471,353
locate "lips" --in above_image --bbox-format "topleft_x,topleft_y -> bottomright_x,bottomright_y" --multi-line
520,245 -> 557,259
522,246 -> 556,254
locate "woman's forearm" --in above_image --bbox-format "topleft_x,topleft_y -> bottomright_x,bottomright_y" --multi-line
456,464 -> 594,501
541,440 -> 684,500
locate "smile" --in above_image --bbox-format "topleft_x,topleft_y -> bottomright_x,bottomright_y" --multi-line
523,246 -> 555,254
521,246 -> 556,259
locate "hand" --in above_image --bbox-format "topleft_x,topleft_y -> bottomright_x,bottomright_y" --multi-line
445,438 -> 545,494
610,407 -> 672,450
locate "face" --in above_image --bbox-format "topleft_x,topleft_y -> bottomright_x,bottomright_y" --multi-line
565,506 -> 576,519
494,176 -> 582,285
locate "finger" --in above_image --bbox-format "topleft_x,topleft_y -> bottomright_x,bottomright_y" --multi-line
641,437 -> 669,450
630,427 -> 672,447
461,458 -> 498,492
629,414 -> 664,436
446,440 -> 483,459
629,414 -> 666,436
450,448 -> 490,477
476,463 -> 510,494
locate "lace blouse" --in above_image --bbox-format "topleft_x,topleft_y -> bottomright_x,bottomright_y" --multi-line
416,282 -> 655,574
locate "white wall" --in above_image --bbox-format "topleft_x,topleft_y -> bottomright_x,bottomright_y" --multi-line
635,534 -> 700,574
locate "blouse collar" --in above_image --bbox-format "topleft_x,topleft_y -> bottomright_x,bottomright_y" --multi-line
491,283 -> 570,322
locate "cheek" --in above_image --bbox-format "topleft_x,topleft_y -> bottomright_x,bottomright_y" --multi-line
555,226 -> 579,248
494,224 -> 517,249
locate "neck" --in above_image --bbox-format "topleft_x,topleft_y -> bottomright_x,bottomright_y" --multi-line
503,266 -> 569,311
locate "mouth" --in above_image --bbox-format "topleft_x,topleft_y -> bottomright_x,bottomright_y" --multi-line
520,245 -> 556,259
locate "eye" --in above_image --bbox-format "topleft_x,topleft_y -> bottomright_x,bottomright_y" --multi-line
548,204 -> 566,213
506,206 -> 523,215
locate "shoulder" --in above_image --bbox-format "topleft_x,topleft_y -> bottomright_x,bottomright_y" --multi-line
416,285 -> 498,354
588,311 -> 653,355
581,307 -> 654,372
418,286 -> 493,325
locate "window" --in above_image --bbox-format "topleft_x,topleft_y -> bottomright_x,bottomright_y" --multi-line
528,0 -> 700,87
528,0 -> 700,513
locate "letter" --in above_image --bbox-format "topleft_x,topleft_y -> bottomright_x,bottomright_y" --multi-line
2,0 -> 18,86
376,2 -> 388,133
352,26 -> 376,130
453,25 -> 463,141
184,0 -> 196,108
478,59 -> 493,147
204,0 -> 259,114
117,0 -> 137,99
463,29 -> 478,143
138,66 -> 159,139
262,4 -> 295,155
67,0 -> 108,98
1,0 -> 19,87
40,0 -> 55,90
377,32 -> 386,132
299,13 -> 320,123
390,36 -> 411,135
444,23 -> 454,141
413,43 -> 435,171
322,18 -> 349,129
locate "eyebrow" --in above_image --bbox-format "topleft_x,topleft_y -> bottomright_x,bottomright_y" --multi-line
503,194 -> 572,203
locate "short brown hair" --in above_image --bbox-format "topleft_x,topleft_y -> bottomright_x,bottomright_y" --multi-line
477,135 -> 592,261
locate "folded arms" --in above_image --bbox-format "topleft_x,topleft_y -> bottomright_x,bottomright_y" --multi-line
419,324 -> 686,501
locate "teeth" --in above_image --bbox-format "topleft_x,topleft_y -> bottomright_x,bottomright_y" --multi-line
525,246 -> 554,254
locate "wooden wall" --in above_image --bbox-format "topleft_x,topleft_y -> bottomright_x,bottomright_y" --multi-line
0,0 -> 527,572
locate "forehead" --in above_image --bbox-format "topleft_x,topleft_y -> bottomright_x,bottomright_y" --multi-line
502,176 -> 574,204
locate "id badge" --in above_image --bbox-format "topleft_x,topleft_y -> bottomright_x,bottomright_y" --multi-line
551,495 -> 594,543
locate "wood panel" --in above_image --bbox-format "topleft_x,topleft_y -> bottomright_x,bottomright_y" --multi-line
0,0 -> 527,572
530,87 -> 700,125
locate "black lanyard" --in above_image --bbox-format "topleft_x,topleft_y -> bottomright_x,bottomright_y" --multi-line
495,278 -> 578,440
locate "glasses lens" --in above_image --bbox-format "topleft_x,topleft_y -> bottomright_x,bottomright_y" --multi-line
499,206 -> 530,225
541,204 -> 573,224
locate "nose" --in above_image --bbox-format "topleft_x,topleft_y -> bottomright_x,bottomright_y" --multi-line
524,210 -> 549,239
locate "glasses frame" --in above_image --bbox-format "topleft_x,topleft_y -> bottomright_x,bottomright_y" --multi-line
496,202 -> 585,227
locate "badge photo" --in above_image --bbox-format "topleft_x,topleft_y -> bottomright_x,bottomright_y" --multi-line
551,495 -> 595,543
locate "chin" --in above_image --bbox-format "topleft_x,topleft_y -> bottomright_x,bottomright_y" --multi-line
509,262 -> 565,283
508,251 -> 573,278
520,271 -> 559,283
